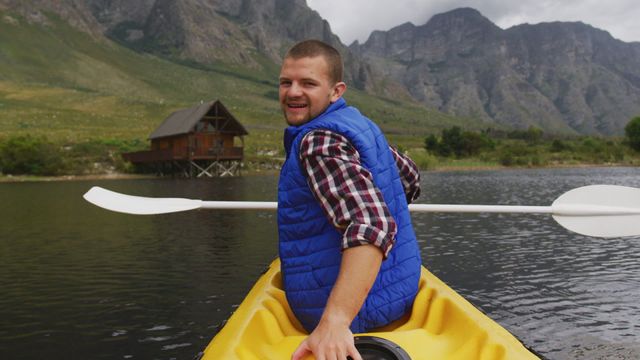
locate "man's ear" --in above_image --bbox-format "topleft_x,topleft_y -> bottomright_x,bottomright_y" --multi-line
330,82 -> 347,102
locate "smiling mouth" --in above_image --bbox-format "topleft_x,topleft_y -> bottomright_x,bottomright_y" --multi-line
287,103 -> 307,109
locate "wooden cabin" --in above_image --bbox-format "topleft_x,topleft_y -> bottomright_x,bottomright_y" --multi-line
123,100 -> 248,177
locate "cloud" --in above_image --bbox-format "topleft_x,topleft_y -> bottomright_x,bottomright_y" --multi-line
306,0 -> 640,44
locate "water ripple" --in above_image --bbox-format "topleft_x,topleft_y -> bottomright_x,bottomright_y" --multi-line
418,168 -> 640,359
2,169 -> 640,359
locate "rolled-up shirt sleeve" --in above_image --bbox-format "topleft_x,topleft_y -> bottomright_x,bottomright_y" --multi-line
300,130 -> 396,258
389,146 -> 421,204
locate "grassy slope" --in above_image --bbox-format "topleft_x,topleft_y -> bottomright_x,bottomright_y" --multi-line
0,11 -> 472,165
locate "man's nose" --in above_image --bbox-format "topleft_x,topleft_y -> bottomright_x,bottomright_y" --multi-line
288,82 -> 303,96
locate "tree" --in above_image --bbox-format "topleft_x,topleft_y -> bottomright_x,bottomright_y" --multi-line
625,116 -> 640,151
458,131 -> 494,157
507,126 -> 543,143
424,126 -> 494,158
440,126 -> 464,157
550,139 -> 570,153
424,134 -> 439,153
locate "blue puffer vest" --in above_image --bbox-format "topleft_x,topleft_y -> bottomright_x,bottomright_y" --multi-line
277,98 -> 422,333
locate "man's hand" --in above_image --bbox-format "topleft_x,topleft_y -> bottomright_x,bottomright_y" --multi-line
291,316 -> 362,360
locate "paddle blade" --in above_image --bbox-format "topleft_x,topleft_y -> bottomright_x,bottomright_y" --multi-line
83,187 -> 203,215
552,185 -> 640,238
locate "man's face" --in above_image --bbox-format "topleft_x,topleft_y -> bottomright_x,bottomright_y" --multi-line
279,56 -> 345,126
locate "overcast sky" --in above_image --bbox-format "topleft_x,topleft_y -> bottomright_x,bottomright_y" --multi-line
306,0 -> 640,45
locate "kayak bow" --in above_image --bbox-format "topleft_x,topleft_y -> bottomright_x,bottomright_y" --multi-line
199,259 -> 539,360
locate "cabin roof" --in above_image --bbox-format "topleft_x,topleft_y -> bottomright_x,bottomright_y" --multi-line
149,100 -> 249,140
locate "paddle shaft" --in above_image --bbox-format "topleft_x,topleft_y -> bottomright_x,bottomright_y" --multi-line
199,201 -> 633,215
200,201 -> 640,216
409,204 -> 639,216
200,201 -> 554,213
200,202 -> 553,213
413,204 -> 550,213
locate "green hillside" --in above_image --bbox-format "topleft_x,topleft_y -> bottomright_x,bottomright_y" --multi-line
0,10 -> 471,174
3,11 -> 639,178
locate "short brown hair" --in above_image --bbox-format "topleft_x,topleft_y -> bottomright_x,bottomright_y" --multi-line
285,39 -> 343,85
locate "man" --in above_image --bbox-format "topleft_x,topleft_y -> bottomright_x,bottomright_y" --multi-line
277,39 -> 422,360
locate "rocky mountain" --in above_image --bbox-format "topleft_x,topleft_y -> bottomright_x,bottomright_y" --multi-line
0,0 -> 373,89
351,8 -> 640,135
2,1 -> 639,135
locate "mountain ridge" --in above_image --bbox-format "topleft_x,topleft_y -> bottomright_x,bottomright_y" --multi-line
352,7 -> 640,135
1,1 -> 640,135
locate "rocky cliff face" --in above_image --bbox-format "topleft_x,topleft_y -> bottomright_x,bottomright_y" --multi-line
2,1 -> 639,135
2,0 -> 373,88
81,0 -> 318,66
0,0 -> 373,88
0,0 -> 104,37
352,8 -> 640,135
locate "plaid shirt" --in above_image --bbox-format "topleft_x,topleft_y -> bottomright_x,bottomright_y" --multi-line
300,130 -> 421,258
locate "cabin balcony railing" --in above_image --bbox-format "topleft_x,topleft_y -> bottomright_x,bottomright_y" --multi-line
122,147 -> 244,163
122,149 -> 174,163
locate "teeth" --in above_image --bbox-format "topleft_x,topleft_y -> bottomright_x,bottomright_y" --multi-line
289,104 -> 306,108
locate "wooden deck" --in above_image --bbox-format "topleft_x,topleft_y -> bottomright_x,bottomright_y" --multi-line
123,147 -> 243,163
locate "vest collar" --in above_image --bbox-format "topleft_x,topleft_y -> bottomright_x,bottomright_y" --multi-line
283,98 -> 347,158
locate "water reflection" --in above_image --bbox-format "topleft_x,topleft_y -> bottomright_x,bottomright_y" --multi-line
0,178 -> 279,359
1,168 -> 640,359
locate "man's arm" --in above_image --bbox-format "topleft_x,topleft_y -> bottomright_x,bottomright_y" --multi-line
389,146 -> 421,203
291,245 -> 380,360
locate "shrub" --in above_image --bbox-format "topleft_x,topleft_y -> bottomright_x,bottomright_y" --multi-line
424,134 -> 438,153
405,148 -> 438,170
580,137 -> 603,153
63,138 -> 146,174
0,135 -> 66,175
459,131 -> 495,156
507,126 -> 544,143
425,126 -> 494,158
497,142 -> 545,167
550,139 -> 571,152
625,116 -> 640,151
499,151 -> 515,166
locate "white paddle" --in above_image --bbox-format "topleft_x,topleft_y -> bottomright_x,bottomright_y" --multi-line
83,185 -> 640,238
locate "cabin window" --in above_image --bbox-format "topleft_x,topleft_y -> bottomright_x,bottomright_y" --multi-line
196,121 -> 218,132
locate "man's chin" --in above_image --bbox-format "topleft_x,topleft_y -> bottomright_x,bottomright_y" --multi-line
285,115 -> 310,126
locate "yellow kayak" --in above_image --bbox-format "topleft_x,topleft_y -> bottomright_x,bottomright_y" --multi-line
200,259 -> 540,360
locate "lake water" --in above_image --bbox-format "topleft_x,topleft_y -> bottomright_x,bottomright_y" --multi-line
1,167 -> 640,359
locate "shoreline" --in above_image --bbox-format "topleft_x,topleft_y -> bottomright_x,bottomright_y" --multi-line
428,162 -> 633,173
0,173 -> 155,183
1,163 -> 635,183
